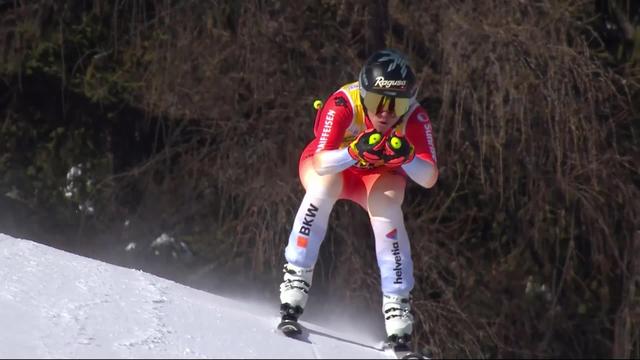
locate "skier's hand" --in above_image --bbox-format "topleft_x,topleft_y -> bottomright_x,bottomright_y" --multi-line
383,132 -> 415,167
348,128 -> 385,167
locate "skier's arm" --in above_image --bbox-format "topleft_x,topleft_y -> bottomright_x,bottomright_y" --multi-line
402,157 -> 438,188
402,108 -> 439,189
313,148 -> 355,175
313,128 -> 386,175
309,92 -> 355,176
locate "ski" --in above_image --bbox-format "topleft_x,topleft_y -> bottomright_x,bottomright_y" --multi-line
382,336 -> 429,359
277,318 -> 303,337
278,303 -> 304,338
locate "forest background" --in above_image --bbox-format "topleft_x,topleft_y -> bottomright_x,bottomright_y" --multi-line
1,1 -> 639,358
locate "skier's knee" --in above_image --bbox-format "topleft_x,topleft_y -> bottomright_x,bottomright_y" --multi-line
367,176 -> 405,220
368,200 -> 403,222
301,167 -> 343,199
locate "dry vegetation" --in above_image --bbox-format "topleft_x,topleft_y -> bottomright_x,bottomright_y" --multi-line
1,0 -> 639,357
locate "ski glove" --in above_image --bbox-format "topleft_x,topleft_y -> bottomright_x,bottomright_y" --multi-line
383,133 -> 415,167
348,128 -> 385,168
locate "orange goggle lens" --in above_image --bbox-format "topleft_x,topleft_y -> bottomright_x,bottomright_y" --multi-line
362,91 -> 411,117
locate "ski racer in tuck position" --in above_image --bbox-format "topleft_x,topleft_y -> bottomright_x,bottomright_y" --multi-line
278,48 -> 438,348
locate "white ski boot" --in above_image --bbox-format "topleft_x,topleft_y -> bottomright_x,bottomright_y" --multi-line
279,263 -> 314,321
383,294 -> 414,345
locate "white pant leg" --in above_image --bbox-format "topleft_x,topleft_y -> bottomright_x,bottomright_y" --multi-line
370,216 -> 414,297
284,192 -> 336,268
366,173 -> 414,297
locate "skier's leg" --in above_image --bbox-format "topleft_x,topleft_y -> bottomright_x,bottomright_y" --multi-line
280,158 -> 341,317
365,173 -> 415,341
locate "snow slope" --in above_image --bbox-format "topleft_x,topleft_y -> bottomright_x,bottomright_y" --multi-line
0,233 -> 390,358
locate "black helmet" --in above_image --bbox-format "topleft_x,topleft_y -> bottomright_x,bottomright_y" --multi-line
358,49 -> 417,98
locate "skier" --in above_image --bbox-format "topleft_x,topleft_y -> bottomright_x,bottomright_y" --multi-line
278,49 -> 438,347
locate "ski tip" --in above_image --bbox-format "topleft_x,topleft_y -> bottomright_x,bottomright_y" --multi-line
400,352 -> 429,360
277,319 -> 302,337
381,341 -> 429,359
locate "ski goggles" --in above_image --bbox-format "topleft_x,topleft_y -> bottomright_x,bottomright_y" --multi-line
361,88 -> 412,117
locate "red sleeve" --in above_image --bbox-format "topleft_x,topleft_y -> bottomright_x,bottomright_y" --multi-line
312,90 -> 353,152
405,106 -> 437,165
